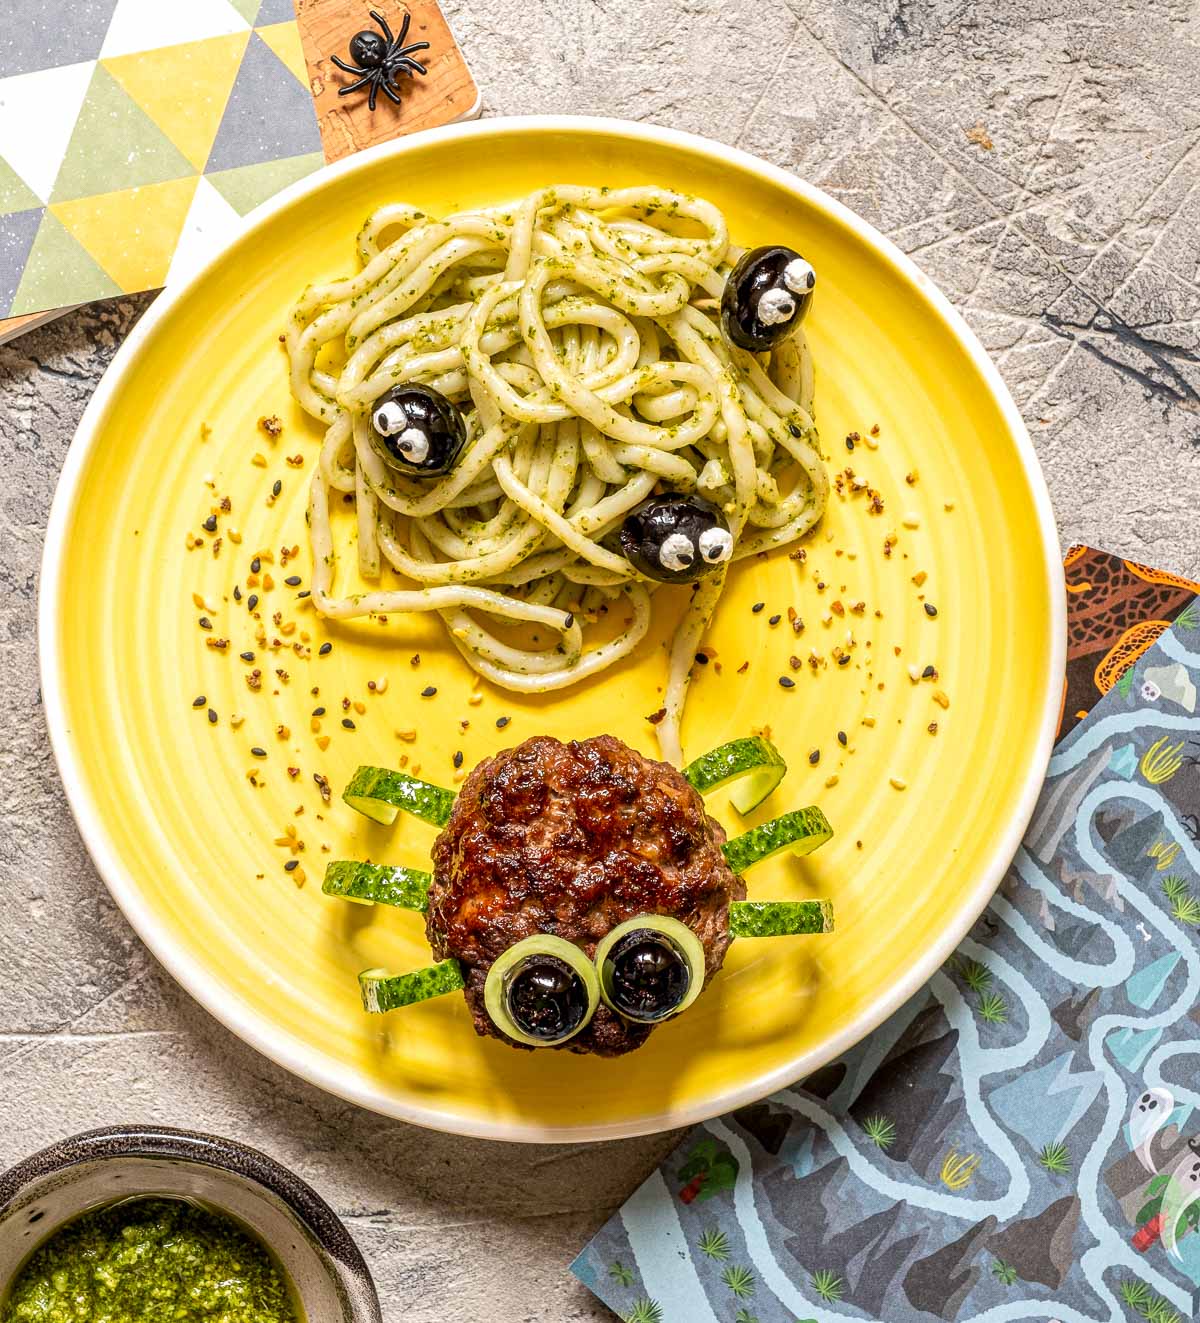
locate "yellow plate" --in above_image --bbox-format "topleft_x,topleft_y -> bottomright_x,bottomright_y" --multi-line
40,118 -> 1064,1141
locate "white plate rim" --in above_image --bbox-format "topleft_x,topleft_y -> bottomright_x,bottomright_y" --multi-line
38,114 -> 1066,1142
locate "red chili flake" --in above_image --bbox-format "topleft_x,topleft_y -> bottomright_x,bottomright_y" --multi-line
646,708 -> 667,725
737,661 -> 749,674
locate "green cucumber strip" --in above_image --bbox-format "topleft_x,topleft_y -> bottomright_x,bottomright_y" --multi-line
343,765 -> 456,827
722,806 -> 832,874
359,961 -> 464,1013
683,735 -> 787,816
322,861 -> 431,911
729,899 -> 834,937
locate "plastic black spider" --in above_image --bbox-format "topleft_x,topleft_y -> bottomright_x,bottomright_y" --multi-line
332,10 -> 429,112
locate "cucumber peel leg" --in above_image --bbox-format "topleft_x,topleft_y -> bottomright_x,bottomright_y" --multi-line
323,861 -> 431,911
343,765 -> 456,827
359,961 -> 465,1012
722,806 -> 832,873
729,899 -> 834,937
683,735 -> 787,815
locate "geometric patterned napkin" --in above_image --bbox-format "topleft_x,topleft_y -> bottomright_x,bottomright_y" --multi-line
574,548 -> 1200,1323
0,0 -> 322,319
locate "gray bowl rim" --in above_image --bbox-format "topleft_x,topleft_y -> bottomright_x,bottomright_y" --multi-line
0,1124 -> 381,1320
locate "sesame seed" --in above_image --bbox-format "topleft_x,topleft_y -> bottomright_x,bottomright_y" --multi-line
284,859 -> 299,872
837,730 -> 847,746
318,642 -> 332,656
768,614 -> 781,626
192,695 -> 206,708
496,716 -> 511,728
779,675 -> 795,689
247,594 -> 259,612
694,652 -> 708,665
922,665 -> 936,678
198,616 -> 212,630
902,513 -> 920,529
564,613 -> 574,628
207,709 -> 218,724
251,558 -> 261,573
890,776 -> 907,790
272,480 -> 282,498
202,514 -> 217,532
924,602 -> 938,617
808,748 -> 820,764
251,747 -> 266,758
240,651 -> 255,662
421,685 -> 437,697
285,575 -> 301,587
453,750 -> 464,769
298,590 -> 310,599
312,706 -> 325,717
233,586 -> 242,601
342,718 -> 355,729
752,602 -> 765,614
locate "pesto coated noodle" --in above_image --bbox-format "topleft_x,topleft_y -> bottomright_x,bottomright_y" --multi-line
286,185 -> 828,762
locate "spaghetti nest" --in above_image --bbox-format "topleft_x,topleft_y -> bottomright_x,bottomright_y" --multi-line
286,185 -> 828,761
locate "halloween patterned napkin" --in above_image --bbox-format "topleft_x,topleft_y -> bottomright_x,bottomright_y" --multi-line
574,547 -> 1200,1323
0,0 -> 478,329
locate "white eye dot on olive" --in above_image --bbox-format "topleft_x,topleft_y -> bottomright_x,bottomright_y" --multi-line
721,244 -> 816,352
619,493 -> 733,584
483,935 -> 599,1047
595,916 -> 707,1024
698,526 -> 733,564
367,383 -> 467,477
372,400 -> 406,436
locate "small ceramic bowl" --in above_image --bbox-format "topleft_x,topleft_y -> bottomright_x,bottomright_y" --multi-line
0,1126 -> 382,1322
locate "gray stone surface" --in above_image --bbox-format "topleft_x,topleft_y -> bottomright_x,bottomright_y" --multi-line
1,1 -> 1198,1318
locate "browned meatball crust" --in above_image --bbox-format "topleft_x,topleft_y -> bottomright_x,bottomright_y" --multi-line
426,734 -> 744,1056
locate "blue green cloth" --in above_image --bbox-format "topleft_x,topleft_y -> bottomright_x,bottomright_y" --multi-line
574,609 -> 1200,1323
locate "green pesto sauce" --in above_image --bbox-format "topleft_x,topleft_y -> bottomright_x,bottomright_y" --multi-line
1,1199 -> 299,1323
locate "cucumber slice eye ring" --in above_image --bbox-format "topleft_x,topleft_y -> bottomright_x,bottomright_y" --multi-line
483,935 -> 600,1048
594,916 -> 707,1023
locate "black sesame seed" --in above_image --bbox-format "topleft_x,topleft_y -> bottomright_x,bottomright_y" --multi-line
272,480 -> 282,498
837,654 -> 851,666
788,422 -> 803,437
342,718 -> 355,730
496,716 -> 510,728
233,586 -> 242,601
250,557 -> 261,573
285,575 -> 301,587
250,747 -> 266,758
922,664 -> 936,678
809,748 -> 820,764
284,859 -> 299,872
318,642 -> 332,656
779,675 -> 796,689
297,590 -> 310,599
208,708 -> 218,724
453,750 -> 464,769
846,437 -> 855,451
192,695 -> 206,708
695,652 -> 709,665
564,613 -> 574,628
312,706 -> 326,717
247,594 -> 259,612
240,651 -> 255,662
421,685 -> 437,697
924,602 -> 938,617
837,730 -> 847,746
768,614 -> 781,626
198,616 -> 212,630
203,514 -> 217,532
752,602 -> 765,614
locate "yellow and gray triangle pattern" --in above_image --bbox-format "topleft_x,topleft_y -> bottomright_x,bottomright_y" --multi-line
0,0 -> 322,317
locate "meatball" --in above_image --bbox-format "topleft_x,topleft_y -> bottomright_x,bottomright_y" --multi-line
426,734 -> 744,1056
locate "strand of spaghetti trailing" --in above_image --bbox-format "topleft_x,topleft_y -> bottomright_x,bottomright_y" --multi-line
286,185 -> 826,763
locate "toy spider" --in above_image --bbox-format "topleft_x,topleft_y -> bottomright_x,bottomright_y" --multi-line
332,9 -> 429,112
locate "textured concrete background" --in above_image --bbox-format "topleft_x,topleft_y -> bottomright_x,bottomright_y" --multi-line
2,0 -> 1198,1318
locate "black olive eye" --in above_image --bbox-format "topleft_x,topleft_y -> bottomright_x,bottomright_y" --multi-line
368,384 -> 466,478
506,957 -> 589,1042
605,933 -> 690,1023
483,936 -> 600,1047
619,493 -> 732,584
721,245 -> 816,352
349,30 -> 388,67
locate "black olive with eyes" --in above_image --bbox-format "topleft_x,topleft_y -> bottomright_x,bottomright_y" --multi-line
721,245 -> 816,352
369,384 -> 466,477
619,493 -> 733,584
605,931 -> 691,1023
